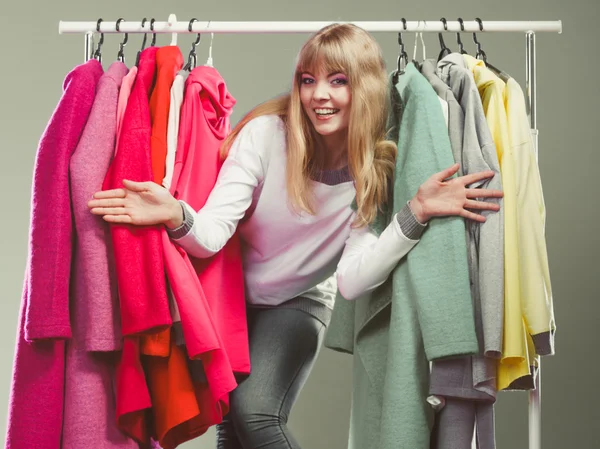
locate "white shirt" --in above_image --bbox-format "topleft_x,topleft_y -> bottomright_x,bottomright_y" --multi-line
174,115 -> 420,308
162,70 -> 189,191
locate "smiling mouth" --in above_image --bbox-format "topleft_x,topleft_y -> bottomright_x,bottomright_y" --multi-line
314,108 -> 340,117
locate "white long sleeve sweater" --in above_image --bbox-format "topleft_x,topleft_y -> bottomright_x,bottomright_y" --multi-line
168,115 -> 426,309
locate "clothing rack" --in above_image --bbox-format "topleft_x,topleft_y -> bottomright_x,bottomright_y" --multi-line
58,16 -> 561,449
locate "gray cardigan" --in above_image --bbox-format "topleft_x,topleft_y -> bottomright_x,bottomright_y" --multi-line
424,55 -> 505,449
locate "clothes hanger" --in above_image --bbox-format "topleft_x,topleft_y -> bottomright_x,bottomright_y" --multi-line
116,18 -> 128,63
437,18 -> 452,61
473,18 -> 511,81
93,18 -> 105,63
411,23 -> 425,71
456,18 -> 468,55
205,21 -> 215,67
183,18 -> 201,71
392,18 -> 408,82
135,17 -> 148,66
418,31 -> 426,70
149,18 -> 157,47
472,18 -> 488,63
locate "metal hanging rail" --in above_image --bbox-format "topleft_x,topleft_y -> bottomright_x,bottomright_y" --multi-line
59,19 -> 562,34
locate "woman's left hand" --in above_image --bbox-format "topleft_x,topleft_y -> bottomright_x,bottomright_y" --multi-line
409,163 -> 503,224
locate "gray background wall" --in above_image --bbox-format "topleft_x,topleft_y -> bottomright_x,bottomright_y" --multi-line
0,0 -> 597,448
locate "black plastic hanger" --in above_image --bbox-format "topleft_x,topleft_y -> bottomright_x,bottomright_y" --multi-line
473,18 -> 487,63
473,18 -> 511,81
183,18 -> 201,71
116,18 -> 128,63
93,19 -> 105,63
393,18 -> 409,82
456,18 -> 468,55
135,18 -> 148,66
150,18 -> 157,47
437,18 -> 452,61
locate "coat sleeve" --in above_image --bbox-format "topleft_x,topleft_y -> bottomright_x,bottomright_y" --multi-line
336,205 -> 424,301
169,116 -> 272,258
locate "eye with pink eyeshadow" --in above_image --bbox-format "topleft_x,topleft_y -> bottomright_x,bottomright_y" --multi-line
331,74 -> 348,85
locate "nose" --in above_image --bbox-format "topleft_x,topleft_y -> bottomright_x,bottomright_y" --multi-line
313,81 -> 331,101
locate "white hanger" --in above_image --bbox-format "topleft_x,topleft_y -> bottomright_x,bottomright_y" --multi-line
412,31 -> 420,61
412,21 -> 427,62
205,21 -> 214,67
168,13 -> 177,46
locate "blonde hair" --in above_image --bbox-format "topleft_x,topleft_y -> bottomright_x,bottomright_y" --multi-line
221,23 -> 397,227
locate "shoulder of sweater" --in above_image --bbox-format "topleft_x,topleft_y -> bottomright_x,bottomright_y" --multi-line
245,114 -> 286,135
233,114 -> 286,160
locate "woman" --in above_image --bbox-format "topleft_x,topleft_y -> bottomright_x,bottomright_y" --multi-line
89,23 -> 502,449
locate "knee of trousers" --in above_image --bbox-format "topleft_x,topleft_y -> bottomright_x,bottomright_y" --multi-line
229,402 -> 288,437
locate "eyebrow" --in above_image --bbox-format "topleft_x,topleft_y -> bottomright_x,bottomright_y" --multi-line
300,71 -> 345,77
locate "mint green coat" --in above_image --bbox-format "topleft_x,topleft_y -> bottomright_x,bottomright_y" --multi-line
325,63 -> 478,449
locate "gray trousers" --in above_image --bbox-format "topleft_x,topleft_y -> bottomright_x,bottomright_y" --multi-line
216,307 -> 325,449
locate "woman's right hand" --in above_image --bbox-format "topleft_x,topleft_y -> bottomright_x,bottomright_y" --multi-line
88,179 -> 183,228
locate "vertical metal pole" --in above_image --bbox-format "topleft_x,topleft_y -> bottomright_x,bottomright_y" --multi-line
526,30 -> 542,449
526,31 -> 539,162
526,32 -> 537,129
84,31 -> 94,62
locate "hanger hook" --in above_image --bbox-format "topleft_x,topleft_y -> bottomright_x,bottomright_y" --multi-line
184,18 -> 201,71
456,18 -> 467,54
438,18 -> 448,48
472,18 -> 487,62
93,18 -> 104,62
135,18 -> 148,66
206,20 -> 215,66
150,18 -> 157,46
437,18 -> 451,60
395,18 -> 408,76
116,18 -> 128,63
140,18 -> 148,50
189,18 -> 201,46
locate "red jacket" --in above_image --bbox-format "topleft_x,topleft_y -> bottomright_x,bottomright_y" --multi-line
102,46 -> 167,445
150,45 -> 184,184
141,45 -> 183,357
103,46 -> 171,337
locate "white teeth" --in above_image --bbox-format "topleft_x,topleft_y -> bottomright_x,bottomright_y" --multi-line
315,108 -> 339,115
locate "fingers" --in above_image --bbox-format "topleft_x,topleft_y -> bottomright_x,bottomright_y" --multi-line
459,170 -> 496,186
92,188 -> 126,199
464,199 -> 501,211
433,163 -> 460,181
460,209 -> 487,223
466,188 -> 504,199
102,214 -> 133,224
88,198 -> 126,209
123,179 -> 154,192
91,207 -> 129,216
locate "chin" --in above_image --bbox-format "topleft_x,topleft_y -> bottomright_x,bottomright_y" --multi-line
311,120 -> 344,136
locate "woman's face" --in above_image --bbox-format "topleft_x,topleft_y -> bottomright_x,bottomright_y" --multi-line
299,67 -> 351,147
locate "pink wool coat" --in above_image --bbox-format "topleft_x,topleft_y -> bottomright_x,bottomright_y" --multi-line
6,59 -> 103,449
63,61 -> 139,449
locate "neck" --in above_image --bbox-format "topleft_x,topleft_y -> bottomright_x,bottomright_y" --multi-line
317,133 -> 348,170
